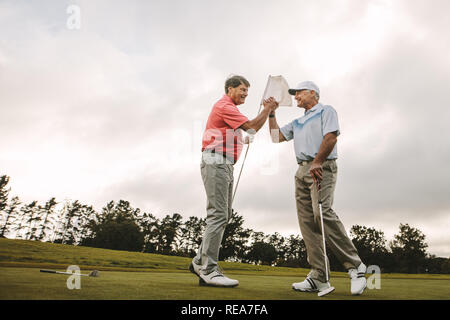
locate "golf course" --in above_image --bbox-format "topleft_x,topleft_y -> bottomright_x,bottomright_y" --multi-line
1,238 -> 449,300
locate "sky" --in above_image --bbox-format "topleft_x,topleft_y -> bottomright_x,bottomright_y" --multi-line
1,0 -> 449,257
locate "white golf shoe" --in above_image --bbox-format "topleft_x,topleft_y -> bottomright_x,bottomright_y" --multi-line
199,269 -> 239,288
349,262 -> 367,295
292,277 -> 332,293
189,261 -> 202,277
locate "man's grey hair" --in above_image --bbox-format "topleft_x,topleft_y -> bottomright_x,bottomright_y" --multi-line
225,75 -> 250,93
312,90 -> 320,101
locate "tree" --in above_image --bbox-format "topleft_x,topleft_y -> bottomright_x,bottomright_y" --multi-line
0,175 -> 10,211
83,220 -> 144,251
219,210 -> 252,262
11,200 -> 28,239
0,175 -> 11,237
267,232 -> 287,263
425,256 -> 450,274
250,231 -> 266,244
179,216 -> 206,257
279,234 -> 308,268
350,225 -> 388,269
21,201 -> 38,240
80,200 -> 144,252
390,223 -> 428,273
73,204 -> 97,244
52,200 -> 97,245
136,212 -> 161,253
158,213 -> 183,254
37,197 -> 57,241
54,200 -> 88,244
247,241 -> 278,265
0,196 -> 20,238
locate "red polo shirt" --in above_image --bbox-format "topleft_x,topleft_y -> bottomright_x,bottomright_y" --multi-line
202,95 -> 249,163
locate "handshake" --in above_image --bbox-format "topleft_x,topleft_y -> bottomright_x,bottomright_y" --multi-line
263,96 -> 279,114
244,96 -> 279,144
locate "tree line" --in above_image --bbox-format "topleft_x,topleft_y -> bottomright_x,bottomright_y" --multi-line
0,174 -> 449,274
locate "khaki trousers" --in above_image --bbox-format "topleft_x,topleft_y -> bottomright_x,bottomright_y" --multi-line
295,159 -> 361,282
194,152 -> 234,274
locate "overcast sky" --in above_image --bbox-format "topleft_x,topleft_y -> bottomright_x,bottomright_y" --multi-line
1,0 -> 449,257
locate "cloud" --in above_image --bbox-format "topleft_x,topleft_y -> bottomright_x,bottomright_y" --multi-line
1,0 -> 449,257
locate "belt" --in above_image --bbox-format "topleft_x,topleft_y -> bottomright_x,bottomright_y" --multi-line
298,159 -> 336,165
298,160 -> 313,166
202,149 -> 230,160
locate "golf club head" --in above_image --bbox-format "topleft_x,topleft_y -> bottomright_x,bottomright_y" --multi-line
89,270 -> 99,277
317,286 -> 335,297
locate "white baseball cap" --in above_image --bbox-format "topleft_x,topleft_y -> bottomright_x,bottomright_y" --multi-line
288,81 -> 320,96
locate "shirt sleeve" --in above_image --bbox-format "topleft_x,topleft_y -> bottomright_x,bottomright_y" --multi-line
280,121 -> 294,141
221,103 -> 249,130
322,106 -> 340,136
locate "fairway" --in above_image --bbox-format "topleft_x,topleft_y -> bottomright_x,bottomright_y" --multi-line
1,267 -> 450,300
1,239 -> 449,300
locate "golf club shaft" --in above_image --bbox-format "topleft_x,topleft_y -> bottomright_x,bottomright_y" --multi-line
232,101 -> 264,205
40,269 -> 90,276
232,143 -> 250,204
316,180 -> 329,283
319,201 -> 329,282
232,76 -> 271,204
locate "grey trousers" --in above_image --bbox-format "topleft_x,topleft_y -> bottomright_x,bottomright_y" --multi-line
194,152 -> 234,274
295,159 -> 361,282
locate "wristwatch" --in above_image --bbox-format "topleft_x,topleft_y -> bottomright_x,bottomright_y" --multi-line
269,112 -> 275,118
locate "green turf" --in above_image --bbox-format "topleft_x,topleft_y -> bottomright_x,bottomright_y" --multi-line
1,239 -> 449,300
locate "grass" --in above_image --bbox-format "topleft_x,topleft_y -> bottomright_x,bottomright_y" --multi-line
1,238 -> 449,300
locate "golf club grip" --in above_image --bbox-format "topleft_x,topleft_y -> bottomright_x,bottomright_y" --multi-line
40,269 -> 56,274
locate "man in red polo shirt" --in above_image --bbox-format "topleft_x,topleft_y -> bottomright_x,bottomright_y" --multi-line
189,75 -> 278,287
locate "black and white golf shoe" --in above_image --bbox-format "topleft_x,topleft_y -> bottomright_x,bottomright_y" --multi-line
292,277 -> 332,293
349,262 -> 367,295
198,269 -> 239,288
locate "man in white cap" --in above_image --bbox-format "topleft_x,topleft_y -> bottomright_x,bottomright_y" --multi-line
268,81 -> 367,295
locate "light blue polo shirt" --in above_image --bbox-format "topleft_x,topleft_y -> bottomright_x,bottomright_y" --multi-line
280,103 -> 340,163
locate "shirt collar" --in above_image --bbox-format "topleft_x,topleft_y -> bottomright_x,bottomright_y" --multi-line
222,94 -> 236,106
304,102 -> 322,115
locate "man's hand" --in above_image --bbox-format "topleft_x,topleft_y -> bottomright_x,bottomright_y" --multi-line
309,161 -> 323,190
240,97 -> 279,133
310,132 -> 338,189
244,134 -> 254,144
263,97 -> 279,113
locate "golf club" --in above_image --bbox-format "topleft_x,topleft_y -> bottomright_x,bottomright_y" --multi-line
316,182 -> 335,297
232,76 -> 269,205
40,269 -> 99,277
